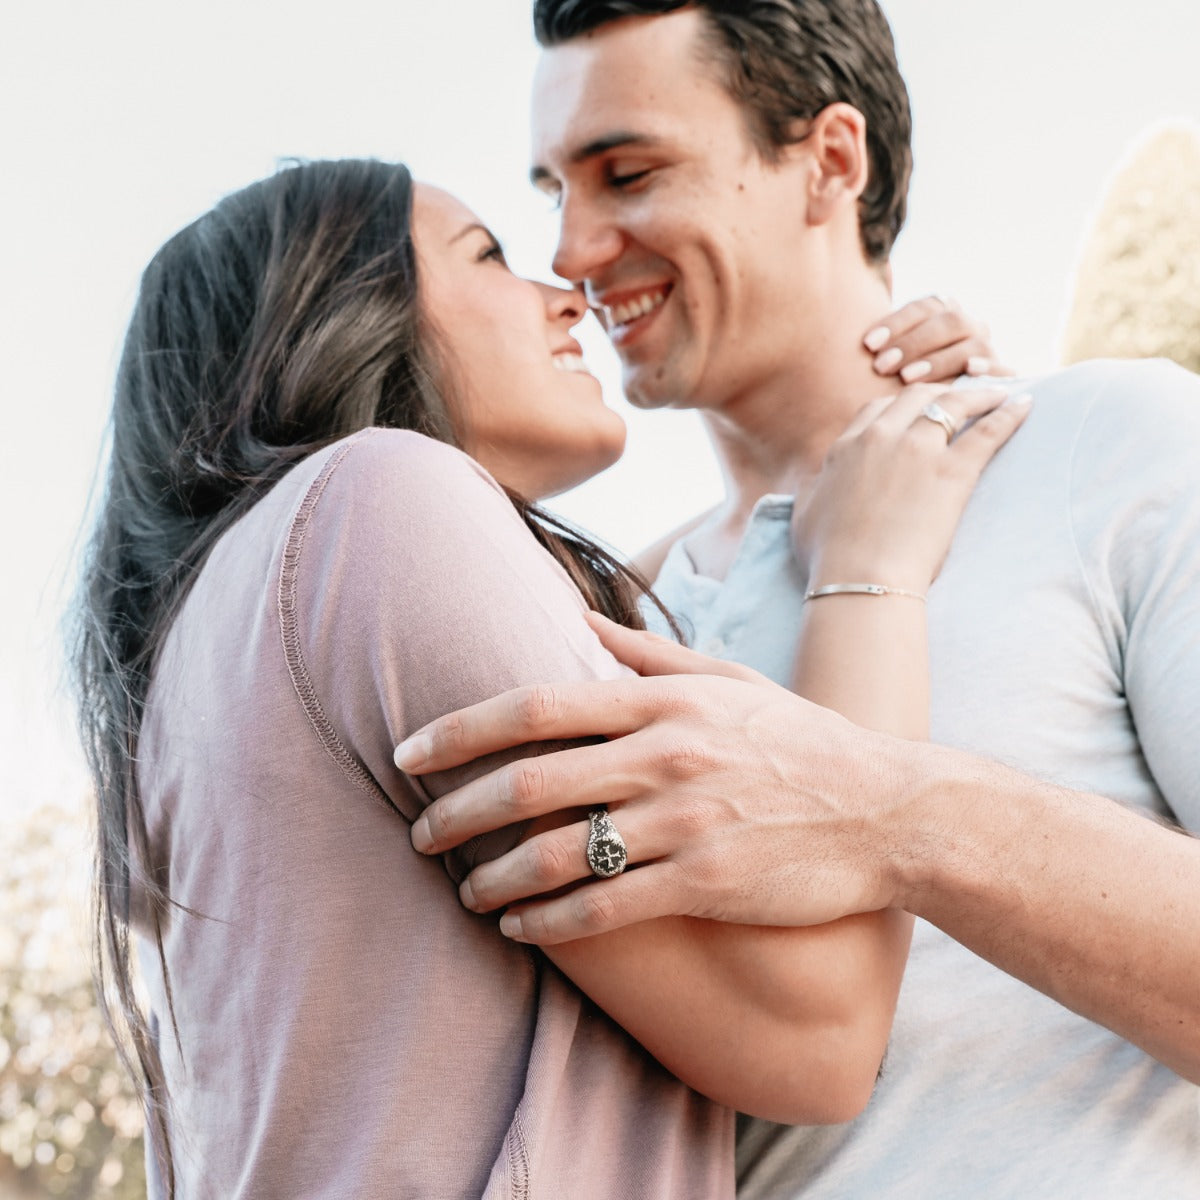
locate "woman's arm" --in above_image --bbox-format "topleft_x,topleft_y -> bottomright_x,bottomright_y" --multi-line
398,388 -> 1028,1121
307,430 -> 884,1122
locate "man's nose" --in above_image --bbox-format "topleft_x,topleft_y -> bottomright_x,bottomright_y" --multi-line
551,194 -> 624,285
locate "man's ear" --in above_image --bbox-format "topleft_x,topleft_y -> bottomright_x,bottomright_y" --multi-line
798,102 -> 869,226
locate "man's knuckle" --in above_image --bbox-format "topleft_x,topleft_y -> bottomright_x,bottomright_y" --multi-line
424,801 -> 454,845
467,868 -> 498,909
576,886 -> 619,933
519,906 -> 551,941
430,713 -> 463,757
505,760 -> 546,812
529,835 -> 572,885
514,684 -> 559,731
662,737 -> 716,779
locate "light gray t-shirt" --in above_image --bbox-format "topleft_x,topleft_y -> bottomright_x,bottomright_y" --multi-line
649,360 -> 1200,1199
136,429 -> 734,1198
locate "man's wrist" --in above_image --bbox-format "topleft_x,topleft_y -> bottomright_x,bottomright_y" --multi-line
873,737 -> 964,913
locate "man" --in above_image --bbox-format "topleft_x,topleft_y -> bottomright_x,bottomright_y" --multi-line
397,2 -> 1200,1196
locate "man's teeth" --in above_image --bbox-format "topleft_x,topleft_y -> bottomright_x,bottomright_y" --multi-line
552,353 -> 590,373
605,289 -> 667,327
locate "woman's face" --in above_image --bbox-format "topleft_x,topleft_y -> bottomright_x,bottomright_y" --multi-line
412,184 -> 627,499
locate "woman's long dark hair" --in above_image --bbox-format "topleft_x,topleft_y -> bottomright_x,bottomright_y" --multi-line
71,159 -> 671,1196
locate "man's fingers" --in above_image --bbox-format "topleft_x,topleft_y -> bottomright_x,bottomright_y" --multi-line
410,737 -> 644,852
586,612 -> 761,683
395,677 -> 663,774
460,805 -> 674,912
499,866 -> 682,945
460,819 -> 597,911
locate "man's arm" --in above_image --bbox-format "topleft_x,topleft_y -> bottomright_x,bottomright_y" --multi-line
400,618 -> 1200,1085
897,750 -> 1200,1083
401,361 -> 1200,1082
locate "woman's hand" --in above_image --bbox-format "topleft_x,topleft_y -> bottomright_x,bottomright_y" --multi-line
864,295 -> 1013,383
795,383 -> 1032,595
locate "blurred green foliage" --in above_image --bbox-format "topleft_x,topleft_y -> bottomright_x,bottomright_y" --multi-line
0,804 -> 145,1199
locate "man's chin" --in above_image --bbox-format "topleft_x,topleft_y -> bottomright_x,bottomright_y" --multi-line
621,364 -> 682,411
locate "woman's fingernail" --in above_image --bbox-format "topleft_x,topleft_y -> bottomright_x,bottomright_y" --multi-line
874,347 -> 903,373
500,912 -> 526,941
863,325 -> 891,352
1007,391 -> 1034,408
459,876 -> 478,910
966,355 -> 991,376
411,815 -> 434,853
394,733 -> 431,771
900,359 -> 932,383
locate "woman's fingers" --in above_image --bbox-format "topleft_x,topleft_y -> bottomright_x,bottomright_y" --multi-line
949,393 -> 1033,470
864,296 -> 1011,383
863,295 -> 955,352
838,392 -> 897,440
867,383 -> 1008,437
866,298 -> 961,376
897,337 -> 995,386
965,353 -> 1017,378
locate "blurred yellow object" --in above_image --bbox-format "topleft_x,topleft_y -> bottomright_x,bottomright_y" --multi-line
1062,123 -> 1200,374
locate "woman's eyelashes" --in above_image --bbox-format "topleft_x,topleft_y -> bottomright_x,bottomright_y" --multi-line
477,237 -> 508,266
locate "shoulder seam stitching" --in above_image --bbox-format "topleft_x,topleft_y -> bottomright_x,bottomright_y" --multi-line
1065,374 -> 1126,676
277,431 -> 400,816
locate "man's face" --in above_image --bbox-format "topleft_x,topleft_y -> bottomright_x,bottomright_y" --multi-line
530,10 -> 816,412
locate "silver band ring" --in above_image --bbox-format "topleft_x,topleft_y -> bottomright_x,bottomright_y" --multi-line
586,809 -> 628,878
919,401 -> 959,443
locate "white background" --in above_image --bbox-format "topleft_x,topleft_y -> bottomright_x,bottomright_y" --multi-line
2,0 -> 1197,818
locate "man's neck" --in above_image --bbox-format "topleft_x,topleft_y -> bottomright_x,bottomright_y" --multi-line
690,273 -> 899,579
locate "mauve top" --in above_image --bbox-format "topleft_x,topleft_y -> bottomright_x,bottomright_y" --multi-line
135,428 -> 734,1198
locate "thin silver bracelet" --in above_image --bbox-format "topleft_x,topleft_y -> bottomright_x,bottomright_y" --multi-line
803,582 -> 926,603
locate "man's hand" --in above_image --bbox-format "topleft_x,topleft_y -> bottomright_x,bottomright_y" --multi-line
396,614 -> 912,944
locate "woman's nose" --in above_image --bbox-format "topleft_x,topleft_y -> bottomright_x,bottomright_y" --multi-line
540,282 -> 587,325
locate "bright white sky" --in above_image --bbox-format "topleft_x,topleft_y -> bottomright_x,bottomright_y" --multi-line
1,0 -> 1197,818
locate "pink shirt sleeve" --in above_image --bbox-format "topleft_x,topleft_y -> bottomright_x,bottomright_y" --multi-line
282,427 -> 631,880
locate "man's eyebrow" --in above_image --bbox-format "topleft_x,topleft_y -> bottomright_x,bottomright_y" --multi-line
529,131 -> 657,188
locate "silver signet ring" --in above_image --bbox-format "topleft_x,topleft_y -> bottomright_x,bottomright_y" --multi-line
586,809 -> 628,879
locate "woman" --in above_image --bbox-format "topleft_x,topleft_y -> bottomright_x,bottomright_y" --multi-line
73,158 -> 1020,1198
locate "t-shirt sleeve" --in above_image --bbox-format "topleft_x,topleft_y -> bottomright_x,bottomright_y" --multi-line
281,428 -> 631,880
1072,360 -> 1200,833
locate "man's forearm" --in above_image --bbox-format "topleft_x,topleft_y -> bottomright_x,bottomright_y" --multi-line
893,744 -> 1200,1082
